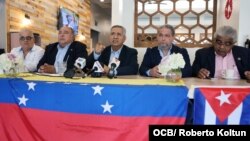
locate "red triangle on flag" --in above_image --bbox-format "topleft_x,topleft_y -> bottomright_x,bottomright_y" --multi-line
200,88 -> 250,122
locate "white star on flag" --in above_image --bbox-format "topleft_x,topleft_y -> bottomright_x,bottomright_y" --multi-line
101,100 -> 114,113
215,90 -> 232,106
18,94 -> 29,106
92,85 -> 104,96
27,82 -> 36,91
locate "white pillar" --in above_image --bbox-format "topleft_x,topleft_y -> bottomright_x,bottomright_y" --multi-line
112,0 -> 134,47
238,0 -> 250,46
0,0 -> 7,50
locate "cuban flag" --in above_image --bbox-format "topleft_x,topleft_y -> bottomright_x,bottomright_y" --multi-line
0,78 -> 188,141
194,87 -> 250,125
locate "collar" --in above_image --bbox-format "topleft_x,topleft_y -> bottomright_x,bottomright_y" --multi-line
19,45 -> 35,52
111,45 -> 123,54
57,42 -> 71,50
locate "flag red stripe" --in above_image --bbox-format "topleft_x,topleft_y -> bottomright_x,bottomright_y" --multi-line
0,104 -> 185,141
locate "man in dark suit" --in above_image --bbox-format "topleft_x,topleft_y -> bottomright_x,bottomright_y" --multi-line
192,26 -> 250,79
37,26 -> 88,74
139,24 -> 192,77
86,25 -> 138,75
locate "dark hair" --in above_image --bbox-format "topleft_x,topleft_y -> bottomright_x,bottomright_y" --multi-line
158,24 -> 175,36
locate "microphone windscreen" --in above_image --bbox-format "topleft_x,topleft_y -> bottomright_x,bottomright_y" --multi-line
111,63 -> 116,69
74,57 -> 86,69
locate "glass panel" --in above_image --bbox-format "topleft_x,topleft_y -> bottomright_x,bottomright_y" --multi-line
145,1 -> 158,14
138,1 -> 143,13
176,0 -> 189,14
138,13 -> 150,27
192,0 -> 206,13
167,12 -> 181,27
183,12 -> 198,27
191,26 -> 205,42
160,0 -> 173,14
152,13 -> 165,26
208,0 -> 214,11
200,12 -> 213,27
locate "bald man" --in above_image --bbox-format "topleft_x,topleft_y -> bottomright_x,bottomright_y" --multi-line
11,29 -> 44,72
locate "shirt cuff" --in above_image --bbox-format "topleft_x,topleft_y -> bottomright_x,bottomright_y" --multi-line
146,70 -> 150,76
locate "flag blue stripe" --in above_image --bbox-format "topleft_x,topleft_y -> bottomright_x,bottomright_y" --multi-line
0,78 -> 188,117
240,95 -> 250,124
193,88 -> 205,124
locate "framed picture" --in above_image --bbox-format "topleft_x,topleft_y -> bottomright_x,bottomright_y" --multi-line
58,7 -> 79,35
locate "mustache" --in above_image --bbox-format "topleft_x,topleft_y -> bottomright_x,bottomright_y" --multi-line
159,44 -> 171,48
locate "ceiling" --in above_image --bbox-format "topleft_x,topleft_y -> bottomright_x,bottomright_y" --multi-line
91,0 -> 112,9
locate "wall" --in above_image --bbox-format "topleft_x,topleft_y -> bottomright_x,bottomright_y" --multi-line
238,0 -> 250,46
112,0 -> 250,65
90,2 -> 111,47
6,0 -> 91,52
217,0 -> 250,46
216,0 -> 239,31
0,0 -> 6,49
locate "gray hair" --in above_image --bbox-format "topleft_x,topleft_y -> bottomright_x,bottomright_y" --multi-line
111,25 -> 126,36
158,24 -> 175,36
19,29 -> 34,38
214,26 -> 237,42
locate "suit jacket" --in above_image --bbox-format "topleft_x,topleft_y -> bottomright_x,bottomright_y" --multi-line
139,45 -> 192,77
86,45 -> 138,75
192,46 -> 250,79
37,41 -> 88,71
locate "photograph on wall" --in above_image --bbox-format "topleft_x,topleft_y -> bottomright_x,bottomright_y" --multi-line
58,7 -> 79,35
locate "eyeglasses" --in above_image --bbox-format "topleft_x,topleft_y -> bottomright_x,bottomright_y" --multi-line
19,36 -> 33,41
215,39 -> 234,46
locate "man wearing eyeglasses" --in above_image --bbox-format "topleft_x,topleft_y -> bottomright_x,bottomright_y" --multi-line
10,29 -> 44,72
192,26 -> 250,79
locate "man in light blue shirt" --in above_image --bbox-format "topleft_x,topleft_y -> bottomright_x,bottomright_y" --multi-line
37,26 -> 88,74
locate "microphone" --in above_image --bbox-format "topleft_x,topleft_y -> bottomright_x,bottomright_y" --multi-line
86,66 -> 98,76
90,61 -> 104,77
107,63 -> 117,79
74,57 -> 86,69
64,57 -> 86,78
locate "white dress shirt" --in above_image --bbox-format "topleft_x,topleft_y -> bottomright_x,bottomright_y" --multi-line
54,44 -> 70,74
11,45 -> 44,72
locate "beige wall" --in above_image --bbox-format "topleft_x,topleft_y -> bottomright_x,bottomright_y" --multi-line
6,0 -> 91,52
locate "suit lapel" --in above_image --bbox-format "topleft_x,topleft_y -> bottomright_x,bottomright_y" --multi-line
232,47 -> 243,72
118,46 -> 127,65
102,46 -> 111,65
208,47 -> 215,76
